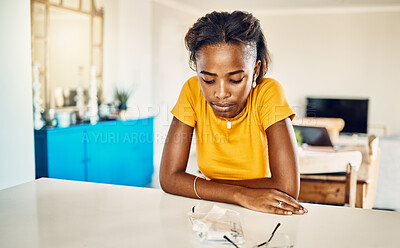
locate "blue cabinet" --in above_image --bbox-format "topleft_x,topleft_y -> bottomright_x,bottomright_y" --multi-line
34,118 -> 154,187
47,127 -> 86,181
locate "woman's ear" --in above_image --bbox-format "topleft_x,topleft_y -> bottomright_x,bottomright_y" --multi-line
253,60 -> 262,81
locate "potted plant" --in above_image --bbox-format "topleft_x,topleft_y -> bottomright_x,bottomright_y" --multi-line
294,128 -> 303,146
114,87 -> 131,111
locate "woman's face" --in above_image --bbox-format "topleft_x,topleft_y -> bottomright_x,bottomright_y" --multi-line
196,43 -> 261,118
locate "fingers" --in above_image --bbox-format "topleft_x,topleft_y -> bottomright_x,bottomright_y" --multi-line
277,198 -> 306,215
238,188 -> 309,215
272,205 -> 294,215
273,191 -> 308,214
264,203 -> 297,216
275,201 -> 297,215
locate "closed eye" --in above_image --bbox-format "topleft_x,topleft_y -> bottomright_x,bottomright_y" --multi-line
203,79 -> 214,84
231,78 -> 244,83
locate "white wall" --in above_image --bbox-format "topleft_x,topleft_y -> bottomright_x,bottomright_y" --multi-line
0,0 -> 35,190
257,9 -> 400,135
151,1 -> 197,171
101,0 -> 153,118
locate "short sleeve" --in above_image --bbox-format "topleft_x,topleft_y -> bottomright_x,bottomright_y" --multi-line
171,80 -> 197,127
257,79 -> 295,131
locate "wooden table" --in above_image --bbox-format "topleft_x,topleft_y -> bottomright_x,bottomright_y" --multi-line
1,178 -> 399,247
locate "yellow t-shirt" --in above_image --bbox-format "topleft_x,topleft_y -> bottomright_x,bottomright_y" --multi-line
171,76 -> 295,180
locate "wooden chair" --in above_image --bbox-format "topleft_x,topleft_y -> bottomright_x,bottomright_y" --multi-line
298,150 -> 362,207
335,135 -> 380,208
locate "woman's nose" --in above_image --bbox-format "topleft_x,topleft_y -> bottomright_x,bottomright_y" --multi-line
215,80 -> 230,99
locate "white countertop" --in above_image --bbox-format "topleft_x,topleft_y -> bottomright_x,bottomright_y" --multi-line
0,178 -> 399,248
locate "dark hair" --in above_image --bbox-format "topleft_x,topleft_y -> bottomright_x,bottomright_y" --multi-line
184,10 -> 270,83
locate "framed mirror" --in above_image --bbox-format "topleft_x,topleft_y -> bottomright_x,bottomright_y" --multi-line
31,0 -> 104,109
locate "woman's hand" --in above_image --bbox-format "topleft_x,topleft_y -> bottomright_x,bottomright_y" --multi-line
236,187 -> 308,215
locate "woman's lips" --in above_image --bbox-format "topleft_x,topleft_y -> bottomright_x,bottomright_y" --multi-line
212,103 -> 234,112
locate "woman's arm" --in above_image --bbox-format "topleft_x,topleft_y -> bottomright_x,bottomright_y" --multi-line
211,117 -> 300,199
159,117 -> 242,203
160,117 -> 306,215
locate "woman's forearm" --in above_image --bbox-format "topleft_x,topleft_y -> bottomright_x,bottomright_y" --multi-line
160,171 -> 244,205
211,177 -> 298,199
160,171 -> 306,215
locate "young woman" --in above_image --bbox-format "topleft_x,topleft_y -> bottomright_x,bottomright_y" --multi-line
160,11 -> 307,215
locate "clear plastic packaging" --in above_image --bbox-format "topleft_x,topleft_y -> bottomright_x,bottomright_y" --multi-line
188,203 -> 245,245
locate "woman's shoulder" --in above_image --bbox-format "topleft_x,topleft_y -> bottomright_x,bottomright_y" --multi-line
179,75 -> 202,103
185,75 -> 199,86
258,77 -> 281,87
256,78 -> 285,95
182,75 -> 200,92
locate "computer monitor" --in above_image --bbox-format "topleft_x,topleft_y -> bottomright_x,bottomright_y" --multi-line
306,97 -> 369,134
